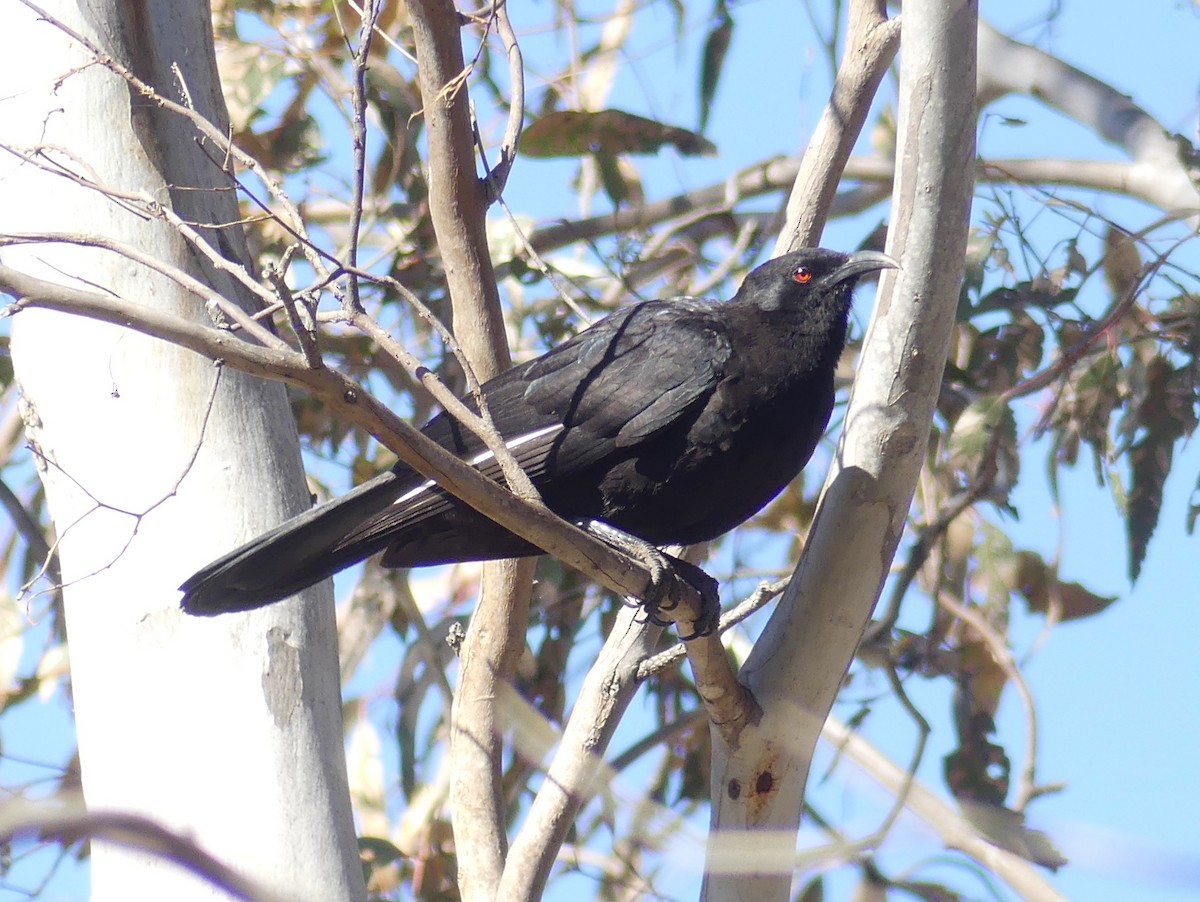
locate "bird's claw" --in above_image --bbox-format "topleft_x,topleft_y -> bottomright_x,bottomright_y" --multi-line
664,559 -> 720,639
576,519 -> 720,640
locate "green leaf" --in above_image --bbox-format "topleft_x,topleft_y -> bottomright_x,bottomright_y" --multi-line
1127,426 -> 1172,582
795,874 -> 824,902
958,801 -> 1068,870
594,150 -> 632,206
1188,473 -> 1200,534
974,281 -> 1078,315
947,397 -> 1017,485
1002,550 -> 1118,621
1126,356 -> 1195,579
698,3 -> 734,133
521,109 -> 717,158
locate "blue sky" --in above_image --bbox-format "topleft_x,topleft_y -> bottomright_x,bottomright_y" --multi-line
4,2 -> 1200,900
501,2 -> 1200,899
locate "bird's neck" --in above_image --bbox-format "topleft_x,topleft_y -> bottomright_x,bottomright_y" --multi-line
740,295 -> 853,363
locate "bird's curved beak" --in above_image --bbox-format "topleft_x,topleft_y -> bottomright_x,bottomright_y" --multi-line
834,249 -> 900,284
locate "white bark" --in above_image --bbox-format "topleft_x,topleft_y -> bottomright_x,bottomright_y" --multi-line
703,1 -> 978,899
0,3 -> 364,899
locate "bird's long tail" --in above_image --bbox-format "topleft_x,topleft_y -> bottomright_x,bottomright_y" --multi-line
179,471 -> 407,615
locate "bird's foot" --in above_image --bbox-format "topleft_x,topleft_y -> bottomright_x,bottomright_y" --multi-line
574,519 -> 720,639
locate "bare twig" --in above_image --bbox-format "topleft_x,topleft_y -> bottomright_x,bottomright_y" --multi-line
332,264 -> 487,407
821,716 -> 1067,902
0,231 -> 284,350
16,0 -> 324,274
481,0 -> 525,202
263,260 -> 320,366
0,798 -> 290,902
0,264 -> 709,626
936,590 -> 1042,812
500,607 -> 660,899
773,0 -> 901,254
0,141 -> 284,312
344,0 -> 383,313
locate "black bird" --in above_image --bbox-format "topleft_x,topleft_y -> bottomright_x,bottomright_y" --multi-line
180,248 -> 895,616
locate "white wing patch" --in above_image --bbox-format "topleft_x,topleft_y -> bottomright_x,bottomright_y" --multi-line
467,423 -> 562,467
392,478 -> 437,507
390,423 -> 563,507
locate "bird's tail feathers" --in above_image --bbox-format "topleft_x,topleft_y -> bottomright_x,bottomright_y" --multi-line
180,470 -> 409,616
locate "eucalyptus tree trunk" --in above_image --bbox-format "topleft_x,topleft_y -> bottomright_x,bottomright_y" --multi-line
0,3 -> 364,899
703,1 -> 977,898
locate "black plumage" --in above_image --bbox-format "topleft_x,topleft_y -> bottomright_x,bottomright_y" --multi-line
180,247 -> 895,615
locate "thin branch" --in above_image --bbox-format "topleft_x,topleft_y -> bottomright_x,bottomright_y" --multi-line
333,263 -> 487,408
638,577 -> 790,678
500,607 -> 660,899
525,154 -> 1193,260
821,716 -> 1067,902
678,631 -> 759,746
488,192 -> 597,324
296,153 -> 1184,270
0,141 -> 284,314
481,0 -> 525,202
609,708 -> 706,773
0,231 -> 539,548
344,0 -> 383,313
936,590 -> 1042,813
787,668 -> 930,872
406,1 -> 534,893
0,231 -> 284,350
978,17 -> 1200,222
332,268 -> 541,506
263,258 -> 320,366
17,0 -> 323,271
1003,260 -> 1160,405
0,798 -> 289,902
0,264 -> 711,627
773,0 -> 901,254
866,667 -> 930,848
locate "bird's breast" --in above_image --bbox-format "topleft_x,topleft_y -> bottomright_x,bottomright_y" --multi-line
589,371 -> 836,545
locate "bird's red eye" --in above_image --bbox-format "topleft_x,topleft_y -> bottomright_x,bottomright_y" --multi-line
792,266 -> 813,284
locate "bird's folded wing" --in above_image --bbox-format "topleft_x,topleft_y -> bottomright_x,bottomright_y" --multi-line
521,300 -> 733,460
333,302 -> 733,551
330,422 -> 564,552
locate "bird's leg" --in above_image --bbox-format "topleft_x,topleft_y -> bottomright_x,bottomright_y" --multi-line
573,519 -> 675,617
573,519 -> 720,639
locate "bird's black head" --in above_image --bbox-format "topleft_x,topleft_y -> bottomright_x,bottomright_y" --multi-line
732,247 -> 898,315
